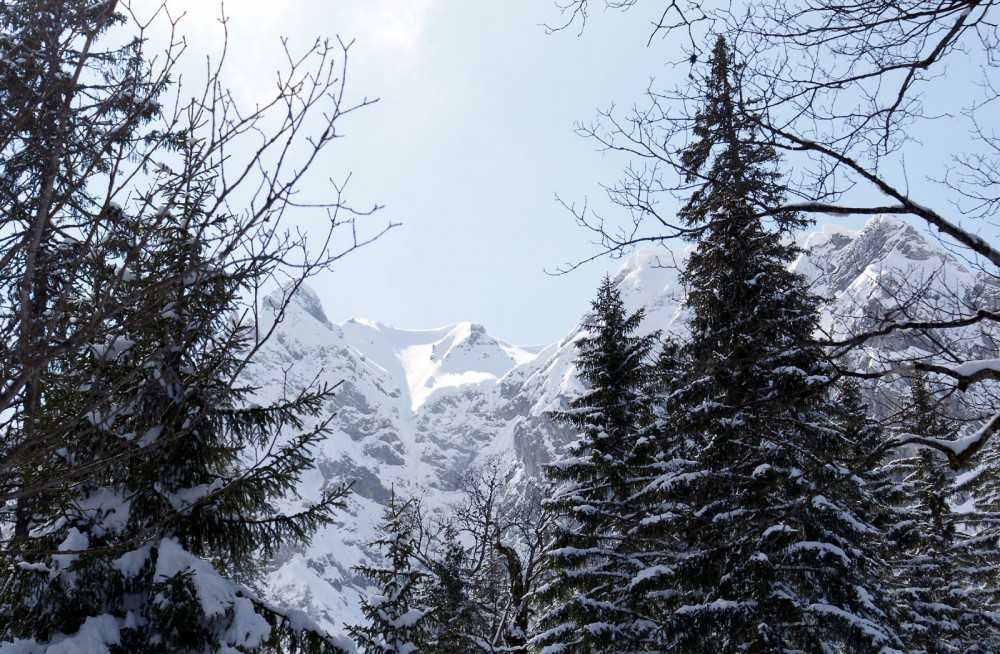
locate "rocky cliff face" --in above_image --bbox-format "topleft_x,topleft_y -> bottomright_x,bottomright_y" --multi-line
244,216 -> 999,636
795,217 -> 1000,414
243,292 -> 550,629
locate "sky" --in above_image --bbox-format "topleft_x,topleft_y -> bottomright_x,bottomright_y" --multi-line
152,0 -> 704,345
154,0 -> 960,346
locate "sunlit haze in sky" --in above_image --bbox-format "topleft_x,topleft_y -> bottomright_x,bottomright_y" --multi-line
162,1 -> 878,345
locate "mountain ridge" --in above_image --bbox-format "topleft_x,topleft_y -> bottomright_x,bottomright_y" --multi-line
248,215 -> 998,637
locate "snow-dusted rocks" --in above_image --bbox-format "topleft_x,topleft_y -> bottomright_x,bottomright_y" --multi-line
795,215 -> 996,343
795,216 -> 1000,418
244,288 -> 549,632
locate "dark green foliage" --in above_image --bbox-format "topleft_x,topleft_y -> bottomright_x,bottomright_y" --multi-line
0,2 -> 355,651
900,372 -> 1000,652
0,139 -> 349,651
959,440 -> 1000,652
0,0 -> 164,541
902,373 -> 956,547
348,493 -> 431,654
677,35 -> 808,237
834,378 -> 903,532
420,534 -> 480,654
557,275 -> 662,493
630,36 -> 902,652
532,275 -> 661,653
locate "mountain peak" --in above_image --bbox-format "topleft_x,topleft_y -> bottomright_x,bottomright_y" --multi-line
264,282 -> 332,328
610,247 -> 689,336
855,214 -> 946,264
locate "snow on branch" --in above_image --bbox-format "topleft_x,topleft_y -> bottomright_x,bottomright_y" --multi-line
895,413 -> 1000,470
848,359 -> 1000,391
819,309 -> 1000,355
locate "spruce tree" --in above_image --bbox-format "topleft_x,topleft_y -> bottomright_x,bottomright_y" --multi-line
419,532 -> 480,654
677,36 -> 808,237
0,0 -> 164,541
959,436 -> 1000,652
834,378 -> 905,534
904,372 -> 1000,652
348,493 -> 431,654
904,372 -> 956,551
0,134 -> 350,652
0,3 -> 371,649
532,275 -> 660,653
634,36 -> 902,652
896,372 -> 958,639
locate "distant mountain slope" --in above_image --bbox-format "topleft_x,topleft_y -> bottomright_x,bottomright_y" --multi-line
245,215 -> 999,636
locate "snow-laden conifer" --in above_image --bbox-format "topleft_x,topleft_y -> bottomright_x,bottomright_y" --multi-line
905,372 -> 1000,652
348,493 -> 431,654
631,36 -> 903,652
0,132 -> 351,653
531,276 -> 660,653
958,440 -> 1000,652
0,1 -> 376,651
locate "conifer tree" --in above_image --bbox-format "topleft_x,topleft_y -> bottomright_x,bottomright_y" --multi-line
0,134 -> 351,652
532,275 -> 660,653
959,435 -> 1000,652
834,379 -> 904,530
903,372 -> 1000,652
835,379 -> 949,650
677,36 -> 808,237
892,372 -> 962,652
634,35 -> 902,652
0,1 -> 379,651
0,0 -> 164,542
348,493 -> 431,654
904,372 -> 956,550
419,533 -> 480,654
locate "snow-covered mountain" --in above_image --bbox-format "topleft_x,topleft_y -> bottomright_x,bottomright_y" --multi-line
242,215 -> 999,637
243,291 -> 554,630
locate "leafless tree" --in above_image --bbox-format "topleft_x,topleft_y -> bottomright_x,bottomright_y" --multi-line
452,461 -> 551,653
403,460 -> 551,653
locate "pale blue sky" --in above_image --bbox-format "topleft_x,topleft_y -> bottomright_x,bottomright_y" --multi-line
164,0 -> 696,345
165,1 -> 969,345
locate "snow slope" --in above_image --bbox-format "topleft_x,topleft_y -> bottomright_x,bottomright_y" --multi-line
244,216 -> 999,637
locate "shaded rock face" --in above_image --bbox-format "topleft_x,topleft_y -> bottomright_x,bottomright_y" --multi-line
247,216 -> 998,636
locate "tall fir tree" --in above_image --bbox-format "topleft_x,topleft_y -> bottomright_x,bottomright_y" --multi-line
676,36 -> 808,237
833,378 -> 906,538
348,492 -> 431,654
904,372 -> 1000,652
958,434 -> 1000,652
632,35 -> 902,652
0,0 -> 164,541
531,275 -> 661,653
0,1 -> 375,650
